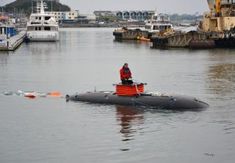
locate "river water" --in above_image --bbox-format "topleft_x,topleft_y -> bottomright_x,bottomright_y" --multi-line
0,28 -> 235,163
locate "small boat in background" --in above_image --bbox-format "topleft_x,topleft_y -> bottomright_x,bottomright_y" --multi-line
137,36 -> 150,42
144,13 -> 173,35
113,13 -> 173,41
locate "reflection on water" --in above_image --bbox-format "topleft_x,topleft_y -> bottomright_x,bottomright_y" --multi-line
26,42 -> 60,56
212,119 -> 235,135
116,106 -> 144,142
113,40 -> 150,49
0,52 -> 9,67
207,49 -> 235,56
207,63 -> 235,96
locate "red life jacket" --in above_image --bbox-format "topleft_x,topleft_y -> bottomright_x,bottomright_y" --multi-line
120,67 -> 132,80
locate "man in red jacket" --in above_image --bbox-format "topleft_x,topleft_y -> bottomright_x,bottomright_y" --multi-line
120,63 -> 133,84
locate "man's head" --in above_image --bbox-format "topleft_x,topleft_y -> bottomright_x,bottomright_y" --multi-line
124,63 -> 128,68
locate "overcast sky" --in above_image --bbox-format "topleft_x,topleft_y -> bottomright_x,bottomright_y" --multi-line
1,0 -> 209,14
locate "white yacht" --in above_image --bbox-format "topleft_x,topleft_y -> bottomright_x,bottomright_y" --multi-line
26,0 -> 59,42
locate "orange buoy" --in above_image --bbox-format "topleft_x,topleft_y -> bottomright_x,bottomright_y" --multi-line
47,91 -> 62,97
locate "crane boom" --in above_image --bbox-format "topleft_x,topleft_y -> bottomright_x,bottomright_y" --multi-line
215,0 -> 221,16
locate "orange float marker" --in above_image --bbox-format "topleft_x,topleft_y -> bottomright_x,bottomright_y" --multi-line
47,91 -> 62,97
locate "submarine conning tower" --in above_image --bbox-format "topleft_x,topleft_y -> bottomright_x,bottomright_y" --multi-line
115,83 -> 145,96
200,0 -> 235,32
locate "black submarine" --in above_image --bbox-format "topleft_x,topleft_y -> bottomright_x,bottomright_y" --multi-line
66,83 -> 209,111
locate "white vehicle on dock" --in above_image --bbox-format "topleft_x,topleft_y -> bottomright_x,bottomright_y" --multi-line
26,0 -> 59,42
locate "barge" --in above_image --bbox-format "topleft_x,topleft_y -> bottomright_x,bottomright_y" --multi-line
151,0 -> 235,49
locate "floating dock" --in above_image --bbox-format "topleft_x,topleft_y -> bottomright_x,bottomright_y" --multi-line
0,30 -> 26,51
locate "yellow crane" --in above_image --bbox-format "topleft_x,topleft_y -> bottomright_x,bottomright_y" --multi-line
215,0 -> 221,16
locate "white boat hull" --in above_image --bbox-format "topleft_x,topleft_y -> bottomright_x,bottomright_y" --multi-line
26,31 -> 59,42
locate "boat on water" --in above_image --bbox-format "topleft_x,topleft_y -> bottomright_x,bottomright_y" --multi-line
26,0 -> 59,42
113,13 -> 174,41
144,14 -> 173,35
66,83 -> 209,111
151,0 -> 235,49
198,0 -> 235,48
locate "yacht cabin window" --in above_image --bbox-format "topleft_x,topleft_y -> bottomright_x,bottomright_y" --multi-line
35,27 -> 42,31
44,27 -> 51,31
145,25 -> 151,30
153,26 -> 159,30
45,16 -> 51,20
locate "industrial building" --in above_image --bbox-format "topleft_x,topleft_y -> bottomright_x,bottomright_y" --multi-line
45,10 -> 79,22
94,10 -> 155,21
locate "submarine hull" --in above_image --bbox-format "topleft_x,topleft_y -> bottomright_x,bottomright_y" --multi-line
66,92 -> 209,111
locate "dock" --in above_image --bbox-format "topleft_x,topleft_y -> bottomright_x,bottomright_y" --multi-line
0,30 -> 26,51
